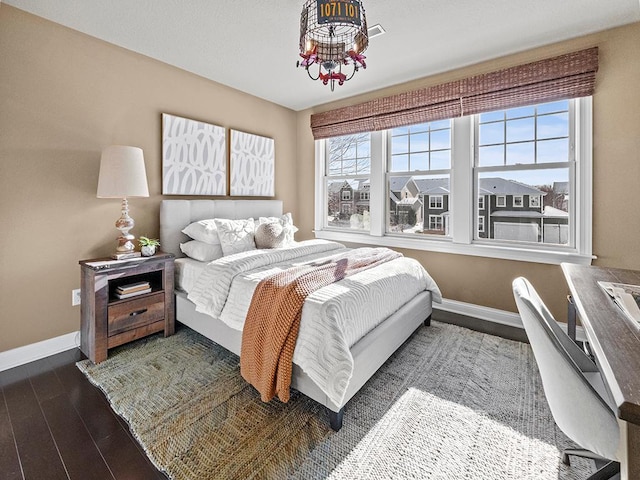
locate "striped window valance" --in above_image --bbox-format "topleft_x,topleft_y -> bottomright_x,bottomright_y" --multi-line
310,47 -> 598,140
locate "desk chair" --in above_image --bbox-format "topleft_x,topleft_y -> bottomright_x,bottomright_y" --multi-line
512,277 -> 620,480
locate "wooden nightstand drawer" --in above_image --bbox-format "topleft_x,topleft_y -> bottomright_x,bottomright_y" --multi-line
108,292 -> 165,336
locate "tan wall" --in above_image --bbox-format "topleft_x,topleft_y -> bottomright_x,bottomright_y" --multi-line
0,6 -> 298,352
296,22 -> 640,321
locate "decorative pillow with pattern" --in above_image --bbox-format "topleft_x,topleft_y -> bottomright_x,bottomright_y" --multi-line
180,241 -> 224,262
213,218 -> 257,256
181,219 -> 220,245
254,221 -> 287,249
258,213 -> 298,245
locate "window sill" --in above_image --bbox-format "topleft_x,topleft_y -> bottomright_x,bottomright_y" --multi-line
314,229 -> 594,266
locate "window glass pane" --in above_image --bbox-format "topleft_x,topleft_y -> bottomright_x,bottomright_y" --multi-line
478,145 -> 504,166
506,105 -> 535,119
430,150 -> 450,170
537,100 -> 569,115
429,119 -> 450,130
506,117 -> 535,143
410,123 -> 429,133
410,132 -> 429,152
410,152 -> 429,171
430,129 -> 450,150
506,142 -> 535,165
391,135 -> 409,154
537,138 -> 569,163
392,126 -> 410,135
326,178 -> 370,232
479,122 -> 504,145
476,168 -> 570,245
537,112 -> 569,140
388,174 -> 451,237
480,110 -> 504,123
391,154 -> 409,172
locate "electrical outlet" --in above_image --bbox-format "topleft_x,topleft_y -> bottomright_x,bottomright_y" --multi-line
72,289 -> 81,306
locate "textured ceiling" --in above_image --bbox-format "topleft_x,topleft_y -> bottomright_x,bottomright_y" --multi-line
5,0 -> 640,111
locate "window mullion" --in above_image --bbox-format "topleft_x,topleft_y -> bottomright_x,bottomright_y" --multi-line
370,131 -> 385,237
314,139 -> 326,231
451,115 -> 473,244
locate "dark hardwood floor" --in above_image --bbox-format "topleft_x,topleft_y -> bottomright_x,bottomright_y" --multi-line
0,348 -> 167,480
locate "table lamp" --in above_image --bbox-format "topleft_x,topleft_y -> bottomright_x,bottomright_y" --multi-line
97,145 -> 150,259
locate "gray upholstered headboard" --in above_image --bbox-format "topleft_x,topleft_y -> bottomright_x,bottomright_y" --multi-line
160,199 -> 283,257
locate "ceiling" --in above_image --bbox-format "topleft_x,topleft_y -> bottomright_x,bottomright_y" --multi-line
5,0 -> 640,111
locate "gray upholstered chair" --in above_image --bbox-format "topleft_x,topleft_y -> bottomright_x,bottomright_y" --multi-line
512,277 -> 620,480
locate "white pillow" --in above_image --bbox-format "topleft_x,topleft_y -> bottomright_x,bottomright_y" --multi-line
214,218 -> 257,256
258,213 -> 298,245
180,241 -> 224,262
181,219 -> 221,245
255,222 -> 287,249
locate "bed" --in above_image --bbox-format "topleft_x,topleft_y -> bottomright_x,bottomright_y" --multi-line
160,199 -> 441,430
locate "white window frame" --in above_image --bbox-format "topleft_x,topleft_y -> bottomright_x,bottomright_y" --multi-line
314,97 -> 593,265
496,196 -> 506,207
513,195 -> 524,208
360,191 -> 370,201
341,190 -> 351,201
429,195 -> 443,209
530,195 -> 541,208
478,196 -> 485,210
478,216 -> 485,233
429,215 -> 444,231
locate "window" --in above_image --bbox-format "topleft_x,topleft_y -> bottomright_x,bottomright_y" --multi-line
475,100 -> 573,246
428,215 -> 444,231
315,98 -> 592,265
388,121 -> 451,236
324,133 -> 371,231
429,195 -> 444,209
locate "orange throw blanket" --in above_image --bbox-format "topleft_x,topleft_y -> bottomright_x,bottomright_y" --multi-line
240,247 -> 402,403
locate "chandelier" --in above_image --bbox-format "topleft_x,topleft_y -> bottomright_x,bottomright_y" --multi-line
297,0 -> 369,91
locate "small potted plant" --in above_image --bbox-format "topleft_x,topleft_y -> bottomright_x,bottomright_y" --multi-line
139,236 -> 160,257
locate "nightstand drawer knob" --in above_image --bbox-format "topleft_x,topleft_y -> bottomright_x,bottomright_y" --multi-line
130,309 -> 148,317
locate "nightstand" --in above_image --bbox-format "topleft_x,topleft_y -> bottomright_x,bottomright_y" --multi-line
79,252 -> 175,363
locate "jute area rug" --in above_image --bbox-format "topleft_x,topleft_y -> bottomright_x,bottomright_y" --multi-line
77,322 -> 594,480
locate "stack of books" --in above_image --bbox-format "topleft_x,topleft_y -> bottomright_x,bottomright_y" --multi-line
115,281 -> 151,299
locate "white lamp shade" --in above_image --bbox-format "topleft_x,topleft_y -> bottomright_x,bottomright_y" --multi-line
97,145 -> 150,198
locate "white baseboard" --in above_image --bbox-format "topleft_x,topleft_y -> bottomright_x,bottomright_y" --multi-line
434,298 -> 587,343
0,298 -> 586,372
0,331 -> 80,372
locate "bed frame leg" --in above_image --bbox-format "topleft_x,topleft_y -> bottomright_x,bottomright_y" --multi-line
329,408 -> 344,431
424,314 -> 432,327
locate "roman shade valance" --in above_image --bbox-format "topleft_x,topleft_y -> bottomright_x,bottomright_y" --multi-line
310,47 -> 598,140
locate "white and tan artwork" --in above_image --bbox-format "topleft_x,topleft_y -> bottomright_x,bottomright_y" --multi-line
162,113 -> 226,195
230,130 -> 275,197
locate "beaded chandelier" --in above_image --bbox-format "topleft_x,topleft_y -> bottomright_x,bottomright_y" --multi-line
297,0 -> 369,90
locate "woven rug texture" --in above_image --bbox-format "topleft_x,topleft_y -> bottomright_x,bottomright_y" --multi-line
77,321 -> 594,479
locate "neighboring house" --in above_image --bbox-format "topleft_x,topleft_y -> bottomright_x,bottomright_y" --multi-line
414,178 -> 451,235
389,176 -> 423,228
478,177 -> 548,242
328,174 -> 567,243
327,178 -> 370,219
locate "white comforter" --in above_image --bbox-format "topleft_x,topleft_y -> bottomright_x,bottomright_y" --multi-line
188,239 -> 442,407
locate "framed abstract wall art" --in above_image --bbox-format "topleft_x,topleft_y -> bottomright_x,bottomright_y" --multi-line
230,129 -> 275,197
162,113 -> 227,195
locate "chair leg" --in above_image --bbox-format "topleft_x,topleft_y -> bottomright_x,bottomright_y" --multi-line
564,449 -> 620,480
586,461 -> 620,480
